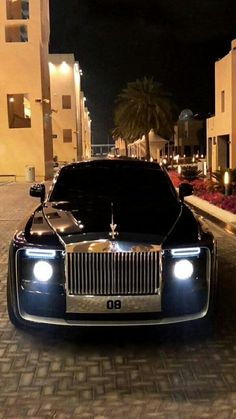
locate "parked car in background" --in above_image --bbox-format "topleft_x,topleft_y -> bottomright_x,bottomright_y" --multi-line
7,158 -> 217,328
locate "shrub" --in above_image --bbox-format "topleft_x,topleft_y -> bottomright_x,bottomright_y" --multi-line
180,165 -> 202,181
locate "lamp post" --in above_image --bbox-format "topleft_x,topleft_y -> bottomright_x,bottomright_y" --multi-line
224,171 -> 230,196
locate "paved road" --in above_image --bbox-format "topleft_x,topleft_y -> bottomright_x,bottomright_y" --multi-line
1,183 -> 236,418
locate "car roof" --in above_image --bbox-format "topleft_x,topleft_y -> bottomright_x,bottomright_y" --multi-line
60,157 -> 163,172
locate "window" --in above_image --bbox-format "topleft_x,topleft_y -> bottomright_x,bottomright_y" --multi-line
7,94 -> 31,128
6,0 -> 29,20
5,24 -> 28,42
62,95 -> 71,109
221,90 -> 225,112
63,129 -> 72,143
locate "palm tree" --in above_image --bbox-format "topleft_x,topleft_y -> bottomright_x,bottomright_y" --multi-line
113,77 -> 176,160
112,126 -> 128,156
112,124 -> 137,157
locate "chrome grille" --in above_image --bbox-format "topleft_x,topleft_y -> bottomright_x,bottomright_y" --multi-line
67,252 -> 159,295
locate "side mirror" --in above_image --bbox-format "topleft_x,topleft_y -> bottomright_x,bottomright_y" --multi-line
29,183 -> 46,203
179,182 -> 193,201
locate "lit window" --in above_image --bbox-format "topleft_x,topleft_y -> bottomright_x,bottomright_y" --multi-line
7,94 -> 31,128
63,129 -> 72,143
6,0 -> 29,20
5,24 -> 28,42
62,95 -> 71,109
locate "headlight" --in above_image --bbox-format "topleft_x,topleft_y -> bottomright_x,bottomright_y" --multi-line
33,261 -> 53,282
173,259 -> 193,280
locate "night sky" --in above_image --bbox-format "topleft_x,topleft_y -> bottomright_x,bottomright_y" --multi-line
49,0 -> 236,144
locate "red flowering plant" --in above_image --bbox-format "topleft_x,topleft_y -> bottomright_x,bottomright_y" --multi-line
167,168 -> 236,214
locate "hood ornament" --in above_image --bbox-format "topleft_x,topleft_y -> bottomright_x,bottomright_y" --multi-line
109,202 -> 119,240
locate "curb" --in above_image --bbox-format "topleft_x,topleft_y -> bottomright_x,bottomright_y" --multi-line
184,196 -> 236,236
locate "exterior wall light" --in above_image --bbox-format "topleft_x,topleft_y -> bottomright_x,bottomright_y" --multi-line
60,61 -> 70,74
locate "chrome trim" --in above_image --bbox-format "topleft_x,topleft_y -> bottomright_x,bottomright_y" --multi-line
66,240 -> 161,254
109,202 -> 119,239
15,310 -> 210,327
66,250 -> 160,297
66,294 -> 161,313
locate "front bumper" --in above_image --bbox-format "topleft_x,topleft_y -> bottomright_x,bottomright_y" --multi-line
12,244 -> 212,327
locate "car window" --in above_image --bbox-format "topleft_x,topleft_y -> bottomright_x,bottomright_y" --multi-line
49,164 -> 179,211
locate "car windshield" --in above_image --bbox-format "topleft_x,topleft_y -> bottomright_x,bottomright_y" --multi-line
49,162 -> 179,211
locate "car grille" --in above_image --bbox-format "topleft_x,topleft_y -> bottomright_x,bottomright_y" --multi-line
67,252 -> 159,295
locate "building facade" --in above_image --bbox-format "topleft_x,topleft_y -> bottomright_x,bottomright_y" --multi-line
207,39 -> 236,171
49,54 -> 83,164
174,109 -> 205,157
80,91 -> 91,160
0,0 -> 53,181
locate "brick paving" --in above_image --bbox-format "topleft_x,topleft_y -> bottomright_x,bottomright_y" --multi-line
1,183 -> 236,418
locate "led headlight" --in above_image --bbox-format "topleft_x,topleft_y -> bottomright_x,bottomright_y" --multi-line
33,261 -> 53,282
173,259 -> 193,280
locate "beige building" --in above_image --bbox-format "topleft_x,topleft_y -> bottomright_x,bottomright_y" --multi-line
0,0 -> 53,182
207,39 -> 236,171
80,91 -> 91,160
49,54 -> 85,164
174,110 -> 205,157
116,130 -> 167,161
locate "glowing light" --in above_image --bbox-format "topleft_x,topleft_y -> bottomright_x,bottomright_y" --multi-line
33,261 -> 53,282
177,165 -> 182,175
9,97 -> 14,103
174,154 -> 179,163
173,259 -> 194,280
171,247 -> 200,257
74,62 -> 79,72
60,61 -> 70,74
49,62 -> 56,73
26,249 -> 56,258
224,171 -> 230,185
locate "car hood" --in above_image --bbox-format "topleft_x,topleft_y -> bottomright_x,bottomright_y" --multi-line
28,200 -> 199,246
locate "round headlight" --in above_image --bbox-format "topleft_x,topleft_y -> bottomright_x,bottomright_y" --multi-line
173,259 -> 193,280
33,261 -> 53,282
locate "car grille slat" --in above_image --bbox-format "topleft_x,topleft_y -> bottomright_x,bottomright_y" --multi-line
67,252 -> 159,296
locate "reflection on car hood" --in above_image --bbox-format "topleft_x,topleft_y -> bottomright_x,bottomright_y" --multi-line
29,200 -> 198,246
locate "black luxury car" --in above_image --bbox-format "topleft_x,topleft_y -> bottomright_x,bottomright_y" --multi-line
7,158 -> 217,328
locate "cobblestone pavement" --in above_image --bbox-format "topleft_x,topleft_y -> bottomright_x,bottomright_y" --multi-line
1,183 -> 236,418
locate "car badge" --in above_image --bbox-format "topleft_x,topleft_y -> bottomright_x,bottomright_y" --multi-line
109,202 -> 119,240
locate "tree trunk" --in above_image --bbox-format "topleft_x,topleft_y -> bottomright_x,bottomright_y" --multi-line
124,139 -> 128,156
145,132 -> 150,160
